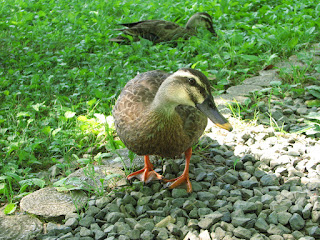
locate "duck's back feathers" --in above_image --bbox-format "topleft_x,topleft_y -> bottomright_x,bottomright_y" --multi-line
110,20 -> 190,44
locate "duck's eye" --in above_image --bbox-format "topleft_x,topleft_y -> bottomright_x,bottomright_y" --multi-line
188,78 -> 196,85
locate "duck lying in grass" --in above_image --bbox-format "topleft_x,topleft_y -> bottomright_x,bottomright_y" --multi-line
112,68 -> 232,192
109,12 -> 217,44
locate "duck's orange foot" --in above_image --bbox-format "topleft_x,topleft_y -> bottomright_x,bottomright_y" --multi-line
127,155 -> 163,184
163,174 -> 192,193
127,168 -> 163,183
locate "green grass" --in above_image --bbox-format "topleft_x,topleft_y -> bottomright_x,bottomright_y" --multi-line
1,0 -> 320,206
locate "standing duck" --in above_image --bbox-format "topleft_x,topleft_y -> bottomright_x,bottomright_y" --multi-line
112,68 -> 232,192
109,12 -> 217,44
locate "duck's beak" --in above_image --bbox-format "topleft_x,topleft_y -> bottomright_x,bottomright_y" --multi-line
196,96 -> 232,131
208,26 -> 217,37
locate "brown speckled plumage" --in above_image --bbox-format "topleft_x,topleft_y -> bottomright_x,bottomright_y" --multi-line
109,12 -> 216,44
113,69 -> 208,157
113,68 -> 232,192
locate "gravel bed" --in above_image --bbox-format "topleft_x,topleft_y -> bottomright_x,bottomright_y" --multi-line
240,84 -> 320,138
37,122 -> 319,240
37,87 -> 319,240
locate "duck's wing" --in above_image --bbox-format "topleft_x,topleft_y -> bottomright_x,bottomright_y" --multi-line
113,70 -> 169,122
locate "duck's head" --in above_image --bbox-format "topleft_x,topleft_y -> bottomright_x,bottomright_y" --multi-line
186,12 -> 217,36
157,68 -> 232,131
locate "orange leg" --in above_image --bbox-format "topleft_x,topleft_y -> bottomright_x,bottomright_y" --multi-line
127,155 -> 163,183
163,147 -> 192,193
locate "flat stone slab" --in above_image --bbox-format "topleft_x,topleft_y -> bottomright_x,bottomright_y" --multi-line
102,148 -> 144,168
214,94 -> 248,105
242,74 -> 281,87
102,148 -> 158,169
227,85 -> 263,96
65,165 -> 126,189
276,55 -> 307,70
0,213 -> 42,240
20,187 -> 88,217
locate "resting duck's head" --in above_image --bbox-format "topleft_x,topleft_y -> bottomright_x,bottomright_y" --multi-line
186,12 -> 217,36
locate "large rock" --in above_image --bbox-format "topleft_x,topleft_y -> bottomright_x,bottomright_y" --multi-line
0,213 -> 42,240
65,165 -> 126,190
20,187 -> 88,217
242,75 -> 281,87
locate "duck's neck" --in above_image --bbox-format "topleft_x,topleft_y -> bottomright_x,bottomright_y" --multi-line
151,86 -> 178,118
185,18 -> 198,31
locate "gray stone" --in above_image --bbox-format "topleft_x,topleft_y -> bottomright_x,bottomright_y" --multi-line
64,217 -> 79,229
196,171 -> 207,181
137,196 -> 152,206
79,216 -> 95,228
95,229 -> 106,240
139,219 -> 155,231
122,194 -> 137,205
80,227 -> 93,237
125,229 -> 140,240
270,108 -> 283,121
115,222 -> 131,235
267,224 -> 284,235
155,215 -> 175,228
268,211 -> 278,224
198,208 -> 213,216
297,107 -> 308,115
58,232 -> 74,239
289,213 -> 305,230
269,235 -> 284,240
303,203 -> 313,219
140,230 -> 154,240
106,212 -> 125,224
261,194 -> 274,204
86,206 -> 100,216
146,210 -> 166,217
250,233 -> 268,240
46,222 -> 71,235
234,200 -> 257,212
211,200 -> 228,210
233,226 -> 252,239
277,212 -> 292,225
260,174 -> 279,186
211,227 -> 226,239
167,223 -> 181,236
308,226 -> 320,238
240,180 -> 259,189
269,201 -> 290,212
156,227 -> 169,239
95,196 -> 112,209
255,217 -> 269,232
232,216 -> 255,228
239,171 -> 252,181
197,192 -> 215,201
221,172 -> 238,184
198,212 -> 223,229
171,188 -> 188,198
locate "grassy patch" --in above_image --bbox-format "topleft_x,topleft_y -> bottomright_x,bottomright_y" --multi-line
1,0 -> 320,205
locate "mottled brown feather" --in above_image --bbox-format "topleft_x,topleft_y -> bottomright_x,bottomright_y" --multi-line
109,12 -> 216,44
112,70 -> 208,158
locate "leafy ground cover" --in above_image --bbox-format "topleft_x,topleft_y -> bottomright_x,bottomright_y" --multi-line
0,0 -> 319,208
